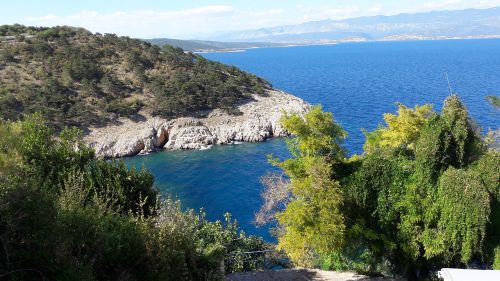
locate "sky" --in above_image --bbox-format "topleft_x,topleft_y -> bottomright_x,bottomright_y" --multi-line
2,0 -> 500,39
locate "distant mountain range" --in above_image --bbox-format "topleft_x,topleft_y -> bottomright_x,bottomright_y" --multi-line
146,7 -> 500,52
206,7 -> 500,43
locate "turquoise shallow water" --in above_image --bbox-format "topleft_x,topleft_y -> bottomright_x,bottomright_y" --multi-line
126,40 -> 500,241
125,139 -> 289,241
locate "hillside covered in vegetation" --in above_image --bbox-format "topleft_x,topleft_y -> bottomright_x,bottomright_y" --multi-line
0,115 -> 266,280
0,25 -> 269,129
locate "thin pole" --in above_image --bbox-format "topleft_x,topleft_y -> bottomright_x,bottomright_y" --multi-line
445,72 -> 453,94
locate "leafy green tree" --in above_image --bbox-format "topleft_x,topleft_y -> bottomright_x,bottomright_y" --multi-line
269,106 -> 347,266
364,103 -> 433,153
429,167 -> 491,262
18,114 -> 94,188
261,96 -> 499,280
276,156 -> 345,267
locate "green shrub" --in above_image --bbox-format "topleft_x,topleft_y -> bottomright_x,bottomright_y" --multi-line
261,96 -> 499,280
494,247 -> 500,270
0,49 -> 15,63
106,99 -> 144,117
0,116 -> 266,280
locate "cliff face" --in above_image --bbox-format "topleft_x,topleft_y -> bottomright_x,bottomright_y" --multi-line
85,89 -> 309,158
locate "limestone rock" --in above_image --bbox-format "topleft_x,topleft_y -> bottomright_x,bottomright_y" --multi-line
85,89 -> 310,158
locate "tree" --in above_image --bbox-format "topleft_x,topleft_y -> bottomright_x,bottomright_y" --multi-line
260,96 -> 499,279
364,103 -> 434,153
276,156 -> 345,267
0,116 -> 266,280
266,106 -> 347,266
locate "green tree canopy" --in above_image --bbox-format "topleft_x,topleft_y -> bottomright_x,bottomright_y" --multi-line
364,103 -> 434,153
268,106 -> 346,267
261,96 -> 500,280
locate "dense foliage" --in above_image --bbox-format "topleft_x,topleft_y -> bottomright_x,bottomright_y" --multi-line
268,106 -> 347,266
0,116 -> 265,280
0,24 -> 269,129
259,96 -> 499,280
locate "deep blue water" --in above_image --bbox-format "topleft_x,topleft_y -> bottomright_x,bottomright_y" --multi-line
126,40 -> 500,241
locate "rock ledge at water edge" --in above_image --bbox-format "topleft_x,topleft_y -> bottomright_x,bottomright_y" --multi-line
85,89 -> 310,158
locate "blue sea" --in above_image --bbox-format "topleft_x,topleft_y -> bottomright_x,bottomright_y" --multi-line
126,40 -> 500,241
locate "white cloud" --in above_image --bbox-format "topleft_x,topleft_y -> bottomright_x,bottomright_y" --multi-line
423,0 -> 464,9
21,4 -> 385,38
26,14 -> 58,21
254,9 -> 284,17
20,1 -> 500,39
24,5 -> 242,38
297,6 -> 361,22
411,0 -> 500,13
369,5 -> 383,14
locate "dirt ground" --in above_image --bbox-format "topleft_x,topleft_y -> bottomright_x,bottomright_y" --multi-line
226,269 -> 403,281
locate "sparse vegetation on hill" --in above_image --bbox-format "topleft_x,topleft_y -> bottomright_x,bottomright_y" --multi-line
0,24 -> 269,129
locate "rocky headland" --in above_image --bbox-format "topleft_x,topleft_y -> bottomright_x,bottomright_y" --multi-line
85,89 -> 310,158
0,25 -> 310,159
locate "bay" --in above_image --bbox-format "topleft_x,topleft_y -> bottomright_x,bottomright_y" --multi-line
126,40 -> 500,241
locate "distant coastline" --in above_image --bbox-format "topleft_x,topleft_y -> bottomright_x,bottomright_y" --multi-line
155,6 -> 500,54
194,35 -> 500,54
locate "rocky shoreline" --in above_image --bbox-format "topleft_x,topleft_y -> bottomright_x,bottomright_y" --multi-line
85,89 -> 310,158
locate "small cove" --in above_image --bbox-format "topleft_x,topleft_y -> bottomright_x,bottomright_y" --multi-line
126,39 -> 500,241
